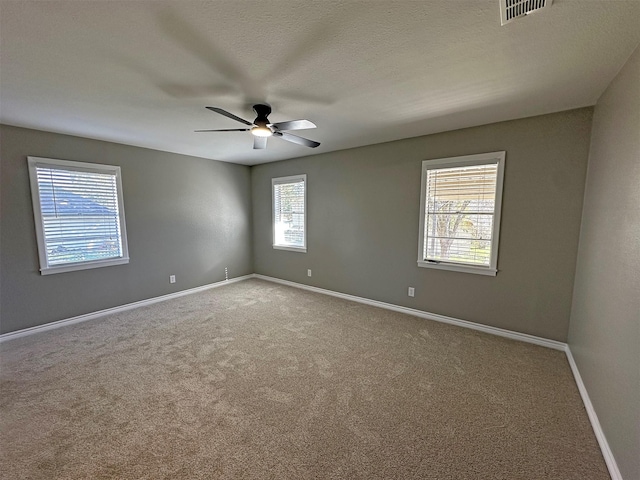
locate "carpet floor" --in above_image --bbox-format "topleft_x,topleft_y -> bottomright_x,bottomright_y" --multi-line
0,278 -> 608,479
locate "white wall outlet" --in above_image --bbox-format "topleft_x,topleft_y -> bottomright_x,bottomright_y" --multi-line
307,269 -> 312,277
170,275 -> 176,284
408,287 -> 415,297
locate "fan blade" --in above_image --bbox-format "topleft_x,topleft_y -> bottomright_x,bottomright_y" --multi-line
269,119 -> 317,131
253,136 -> 267,150
195,128 -> 250,132
274,131 -> 320,148
205,107 -> 253,126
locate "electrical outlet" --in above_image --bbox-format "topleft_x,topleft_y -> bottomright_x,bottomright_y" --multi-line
307,269 -> 312,277
170,275 -> 176,284
408,287 -> 415,297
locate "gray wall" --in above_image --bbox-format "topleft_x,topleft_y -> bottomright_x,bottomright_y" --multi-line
568,47 -> 640,480
252,109 -> 593,342
0,125 -> 252,334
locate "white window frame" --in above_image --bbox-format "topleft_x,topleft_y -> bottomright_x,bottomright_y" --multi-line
28,156 -> 130,275
272,174 -> 307,253
417,151 -> 505,276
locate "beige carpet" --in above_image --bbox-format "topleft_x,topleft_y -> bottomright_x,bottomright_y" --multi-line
0,278 -> 608,479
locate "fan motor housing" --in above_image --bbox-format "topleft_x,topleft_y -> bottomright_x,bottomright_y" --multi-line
253,104 -> 272,126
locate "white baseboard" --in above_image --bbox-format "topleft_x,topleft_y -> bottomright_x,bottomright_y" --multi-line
565,346 -> 622,480
253,274 -> 567,351
0,274 -> 253,343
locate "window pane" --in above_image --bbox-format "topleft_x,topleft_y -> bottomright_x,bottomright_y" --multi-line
274,178 -> 305,248
36,166 -> 124,266
424,215 -> 495,266
423,163 -> 498,266
426,238 -> 493,266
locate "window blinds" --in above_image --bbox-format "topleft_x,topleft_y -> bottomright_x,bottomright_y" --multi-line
423,163 -> 498,266
273,178 -> 305,248
35,165 -> 124,266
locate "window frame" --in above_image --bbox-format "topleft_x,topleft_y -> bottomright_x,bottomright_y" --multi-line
272,174 -> 307,253
27,156 -> 130,275
417,151 -> 505,276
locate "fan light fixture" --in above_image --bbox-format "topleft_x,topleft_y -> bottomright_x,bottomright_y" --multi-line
251,126 -> 273,137
196,104 -> 320,150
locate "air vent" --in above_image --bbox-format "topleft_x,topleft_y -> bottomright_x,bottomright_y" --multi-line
500,0 -> 553,25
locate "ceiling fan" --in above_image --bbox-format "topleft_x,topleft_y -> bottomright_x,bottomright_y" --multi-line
196,104 -> 320,149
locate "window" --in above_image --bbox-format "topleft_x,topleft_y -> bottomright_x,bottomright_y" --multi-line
272,174 -> 306,252
28,156 -> 129,275
418,152 -> 505,276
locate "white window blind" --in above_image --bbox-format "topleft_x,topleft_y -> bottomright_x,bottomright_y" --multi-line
28,157 -> 129,275
272,174 -> 306,252
418,152 -> 505,275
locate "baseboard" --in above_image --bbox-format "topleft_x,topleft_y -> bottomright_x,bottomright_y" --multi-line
1,272 -> 565,350
565,346 -> 622,480
0,274 -> 254,343
253,274 -> 567,351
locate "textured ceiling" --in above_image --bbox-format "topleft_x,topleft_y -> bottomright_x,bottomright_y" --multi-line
1,1 -> 639,165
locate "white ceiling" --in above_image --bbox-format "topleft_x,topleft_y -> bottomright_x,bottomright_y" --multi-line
1,1 -> 639,166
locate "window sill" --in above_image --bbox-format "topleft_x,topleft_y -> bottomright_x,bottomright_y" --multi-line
417,260 -> 497,276
273,245 -> 307,253
40,257 -> 129,275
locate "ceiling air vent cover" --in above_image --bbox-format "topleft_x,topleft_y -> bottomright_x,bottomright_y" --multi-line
500,0 -> 553,25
